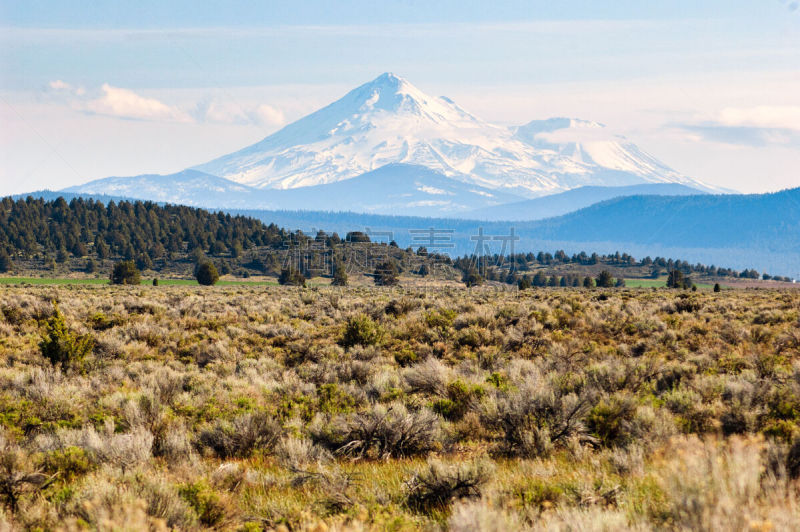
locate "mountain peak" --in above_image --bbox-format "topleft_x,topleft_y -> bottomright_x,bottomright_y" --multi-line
345,72 -> 437,115
369,72 -> 407,89
192,73 -> 715,194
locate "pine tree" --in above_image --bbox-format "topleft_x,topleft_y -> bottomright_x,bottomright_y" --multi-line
332,262 -> 348,286
279,267 -> 306,287
462,267 -> 483,287
110,261 -> 140,285
596,270 -> 614,288
195,261 -> 220,286
0,249 -> 12,273
374,261 -> 400,286
667,270 -> 686,289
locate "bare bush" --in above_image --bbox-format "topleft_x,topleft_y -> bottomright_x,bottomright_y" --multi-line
449,499 -> 524,532
311,402 -> 442,459
0,435 -> 53,512
404,358 -> 449,396
34,424 -> 153,471
481,383 -> 593,457
660,436 -> 800,530
275,436 -> 331,469
197,411 -> 281,458
406,460 -> 493,512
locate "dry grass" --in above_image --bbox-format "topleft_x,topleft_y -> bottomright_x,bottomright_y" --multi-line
0,284 -> 798,530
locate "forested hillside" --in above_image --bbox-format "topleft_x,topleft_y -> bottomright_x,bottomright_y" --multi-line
532,187 -> 800,251
0,196 -> 288,262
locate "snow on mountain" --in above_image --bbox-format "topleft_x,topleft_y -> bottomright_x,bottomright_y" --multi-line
193,73 -> 716,197
64,164 -> 523,216
63,169 -> 261,207
511,118 -> 718,191
258,163 -> 524,217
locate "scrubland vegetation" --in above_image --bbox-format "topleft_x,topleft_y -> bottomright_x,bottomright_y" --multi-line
0,284 -> 799,530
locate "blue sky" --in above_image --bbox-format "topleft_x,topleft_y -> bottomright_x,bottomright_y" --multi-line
1,0 -> 799,194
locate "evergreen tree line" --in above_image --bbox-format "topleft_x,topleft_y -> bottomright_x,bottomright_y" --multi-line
448,250 -> 791,285
0,196 -> 291,265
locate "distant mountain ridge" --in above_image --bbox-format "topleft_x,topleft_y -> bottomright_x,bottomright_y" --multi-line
63,169 -> 257,207
465,183 -> 706,221
532,187 -> 800,252
65,164 -> 522,216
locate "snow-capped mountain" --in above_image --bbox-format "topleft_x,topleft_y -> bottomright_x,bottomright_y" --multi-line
259,164 -> 524,217
511,118 -> 702,190
63,169 -> 260,208
193,73 -> 716,197
64,164 -> 522,216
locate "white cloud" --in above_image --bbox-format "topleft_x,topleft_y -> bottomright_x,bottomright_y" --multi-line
45,81 -> 287,128
84,84 -> 191,122
254,104 -> 285,127
48,79 -> 71,90
197,100 -> 248,124
673,104 -> 800,147
716,105 -> 800,131
193,99 -> 285,127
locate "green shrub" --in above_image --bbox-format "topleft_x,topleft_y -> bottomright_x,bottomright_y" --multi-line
462,268 -> 483,287
318,383 -> 357,415
515,478 -> 566,510
596,270 -> 615,288
38,446 -> 94,482
395,347 -> 418,367
39,304 -> 94,372
89,312 -> 118,331
433,380 -> 485,421
332,262 -> 348,286
424,309 -> 457,330
486,372 -> 510,391
178,480 -> 226,526
586,394 -> 638,447
340,314 -> 383,348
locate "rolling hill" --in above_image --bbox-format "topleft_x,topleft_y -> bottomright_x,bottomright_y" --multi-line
465,183 -> 706,221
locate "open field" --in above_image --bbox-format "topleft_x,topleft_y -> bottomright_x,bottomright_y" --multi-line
622,278 -> 716,290
0,284 -> 799,530
0,277 -> 281,287
0,276 -> 737,291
